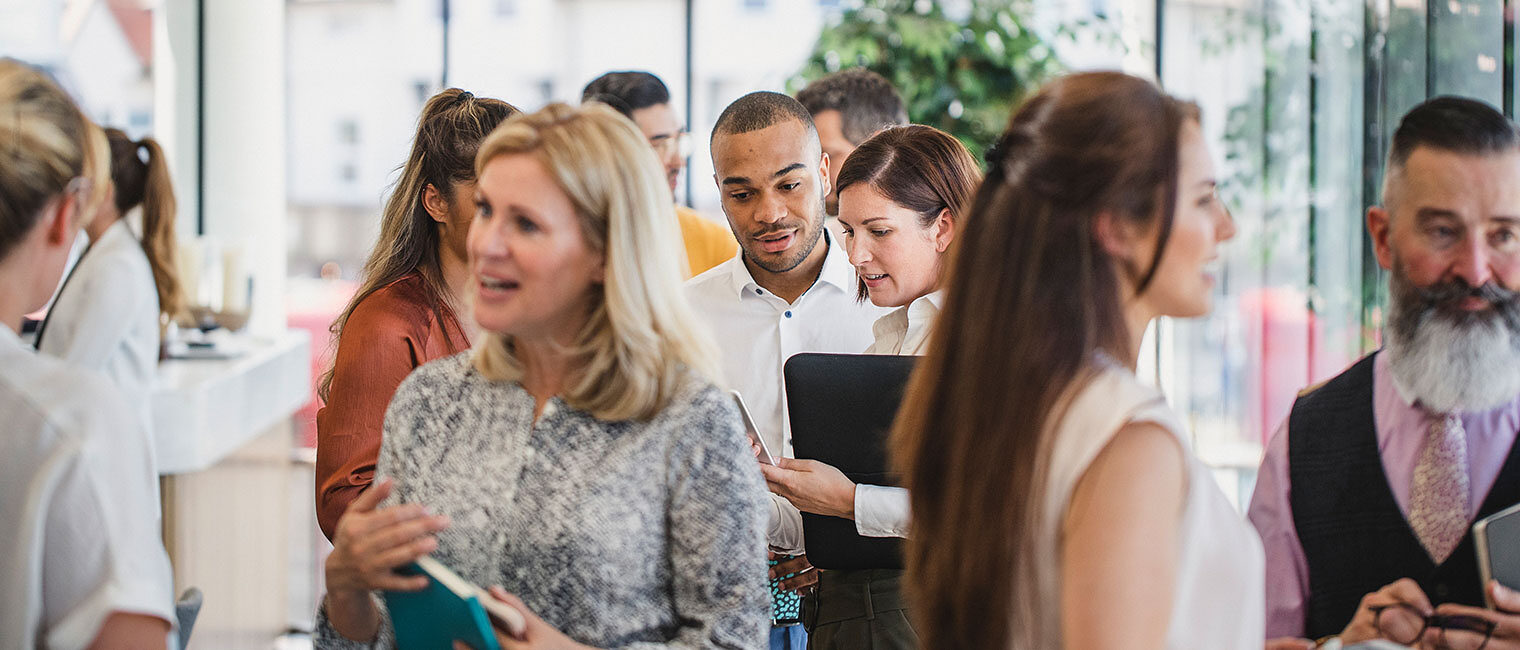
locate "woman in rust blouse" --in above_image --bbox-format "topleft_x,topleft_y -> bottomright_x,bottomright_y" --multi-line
315,89 -> 517,539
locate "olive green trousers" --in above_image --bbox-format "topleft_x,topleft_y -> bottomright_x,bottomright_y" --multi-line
802,569 -> 917,650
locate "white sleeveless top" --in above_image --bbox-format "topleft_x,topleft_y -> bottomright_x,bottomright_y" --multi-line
1034,357 -> 1264,648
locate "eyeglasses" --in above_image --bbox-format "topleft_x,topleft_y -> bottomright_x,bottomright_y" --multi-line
1368,602 -> 1496,649
649,131 -> 692,159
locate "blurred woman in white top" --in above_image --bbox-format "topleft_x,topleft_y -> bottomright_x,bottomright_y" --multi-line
760,125 -> 981,648
0,58 -> 175,649
36,126 -> 183,445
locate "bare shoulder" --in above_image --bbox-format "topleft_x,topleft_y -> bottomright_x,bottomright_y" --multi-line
1098,421 -> 1187,475
1067,420 -> 1188,528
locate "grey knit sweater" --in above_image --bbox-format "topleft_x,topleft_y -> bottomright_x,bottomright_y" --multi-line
314,353 -> 770,649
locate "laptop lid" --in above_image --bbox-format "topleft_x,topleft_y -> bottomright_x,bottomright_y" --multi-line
783,352 -> 917,570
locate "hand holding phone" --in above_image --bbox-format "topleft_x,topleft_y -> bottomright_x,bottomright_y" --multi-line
730,390 -> 776,465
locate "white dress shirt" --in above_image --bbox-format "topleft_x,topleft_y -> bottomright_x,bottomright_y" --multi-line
37,218 -> 161,453
0,324 -> 175,649
685,233 -> 888,458
765,292 -> 942,550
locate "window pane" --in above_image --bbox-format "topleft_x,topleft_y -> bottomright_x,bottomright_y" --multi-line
1430,0 -> 1504,104
0,1 -> 157,136
1162,0 -> 1321,506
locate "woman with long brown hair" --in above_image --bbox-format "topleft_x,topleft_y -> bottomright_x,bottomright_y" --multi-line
35,126 -> 184,442
891,71 -> 1254,649
315,88 -> 518,539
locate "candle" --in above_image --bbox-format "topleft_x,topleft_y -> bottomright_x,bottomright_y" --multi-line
222,246 -> 247,314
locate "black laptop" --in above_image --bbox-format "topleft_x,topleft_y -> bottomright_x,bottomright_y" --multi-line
783,352 -> 917,570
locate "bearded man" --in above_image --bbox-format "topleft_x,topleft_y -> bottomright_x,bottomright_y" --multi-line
1250,96 -> 1520,649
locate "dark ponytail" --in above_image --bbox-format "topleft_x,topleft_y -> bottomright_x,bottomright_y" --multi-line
106,127 -> 184,321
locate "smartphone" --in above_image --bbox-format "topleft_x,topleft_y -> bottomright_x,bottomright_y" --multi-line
730,390 -> 776,465
1474,501 -> 1520,608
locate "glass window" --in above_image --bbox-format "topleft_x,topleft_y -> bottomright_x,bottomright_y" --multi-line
0,1 -> 157,137
1160,0 -> 1327,506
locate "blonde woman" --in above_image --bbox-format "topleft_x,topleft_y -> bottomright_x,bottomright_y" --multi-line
0,58 -> 174,649
315,103 -> 770,649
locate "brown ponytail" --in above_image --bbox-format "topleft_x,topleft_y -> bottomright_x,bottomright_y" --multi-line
105,128 -> 184,321
889,72 -> 1196,649
317,88 -> 519,401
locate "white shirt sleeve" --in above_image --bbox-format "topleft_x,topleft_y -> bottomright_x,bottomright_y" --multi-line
853,484 -> 911,538
766,492 -> 807,555
42,387 -> 175,649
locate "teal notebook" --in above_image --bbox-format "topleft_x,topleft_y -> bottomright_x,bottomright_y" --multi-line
382,556 -> 523,650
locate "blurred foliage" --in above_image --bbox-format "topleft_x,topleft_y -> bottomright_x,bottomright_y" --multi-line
789,0 -> 1064,162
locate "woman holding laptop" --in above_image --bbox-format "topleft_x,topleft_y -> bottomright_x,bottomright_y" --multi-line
760,124 -> 981,648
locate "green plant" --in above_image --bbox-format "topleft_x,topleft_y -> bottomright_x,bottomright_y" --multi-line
790,0 -> 1064,161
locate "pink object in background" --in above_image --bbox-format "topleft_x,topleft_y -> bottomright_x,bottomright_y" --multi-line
285,277 -> 356,448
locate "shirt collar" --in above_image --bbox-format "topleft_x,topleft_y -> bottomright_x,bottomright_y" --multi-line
1376,351 -> 1418,409
723,228 -> 856,299
0,321 -> 24,350
98,219 -> 133,246
913,291 -> 944,315
872,291 -> 944,342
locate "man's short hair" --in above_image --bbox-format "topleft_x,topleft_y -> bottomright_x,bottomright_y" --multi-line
1389,96 -> 1519,170
711,91 -> 817,144
795,68 -> 909,145
582,71 -> 671,119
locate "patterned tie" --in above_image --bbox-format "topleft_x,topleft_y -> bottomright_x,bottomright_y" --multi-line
1408,413 -> 1470,564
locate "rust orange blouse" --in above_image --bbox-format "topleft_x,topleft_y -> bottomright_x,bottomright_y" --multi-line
315,273 -> 469,540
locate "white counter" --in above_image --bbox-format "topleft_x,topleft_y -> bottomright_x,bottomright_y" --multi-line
152,330 -> 311,475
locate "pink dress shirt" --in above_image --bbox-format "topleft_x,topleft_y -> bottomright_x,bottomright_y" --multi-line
1248,352 -> 1520,638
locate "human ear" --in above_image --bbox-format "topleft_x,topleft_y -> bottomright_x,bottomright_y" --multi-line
1367,206 -> 1395,271
817,152 -> 832,198
44,194 -> 78,247
422,184 -> 450,223
1092,210 -> 1139,262
932,208 -> 955,253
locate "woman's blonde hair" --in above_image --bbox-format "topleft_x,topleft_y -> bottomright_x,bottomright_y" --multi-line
0,58 -> 95,260
471,102 -> 719,421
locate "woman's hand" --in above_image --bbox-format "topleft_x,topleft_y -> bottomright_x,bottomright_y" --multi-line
325,478 -> 451,597
760,458 -> 856,519
453,587 -> 596,650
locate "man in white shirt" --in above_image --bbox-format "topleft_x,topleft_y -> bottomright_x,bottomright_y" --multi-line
685,91 -> 887,650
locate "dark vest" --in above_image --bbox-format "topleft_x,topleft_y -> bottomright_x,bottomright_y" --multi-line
1288,352 -> 1520,638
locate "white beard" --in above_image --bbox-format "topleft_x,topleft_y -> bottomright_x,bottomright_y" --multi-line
1384,266 -> 1520,413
